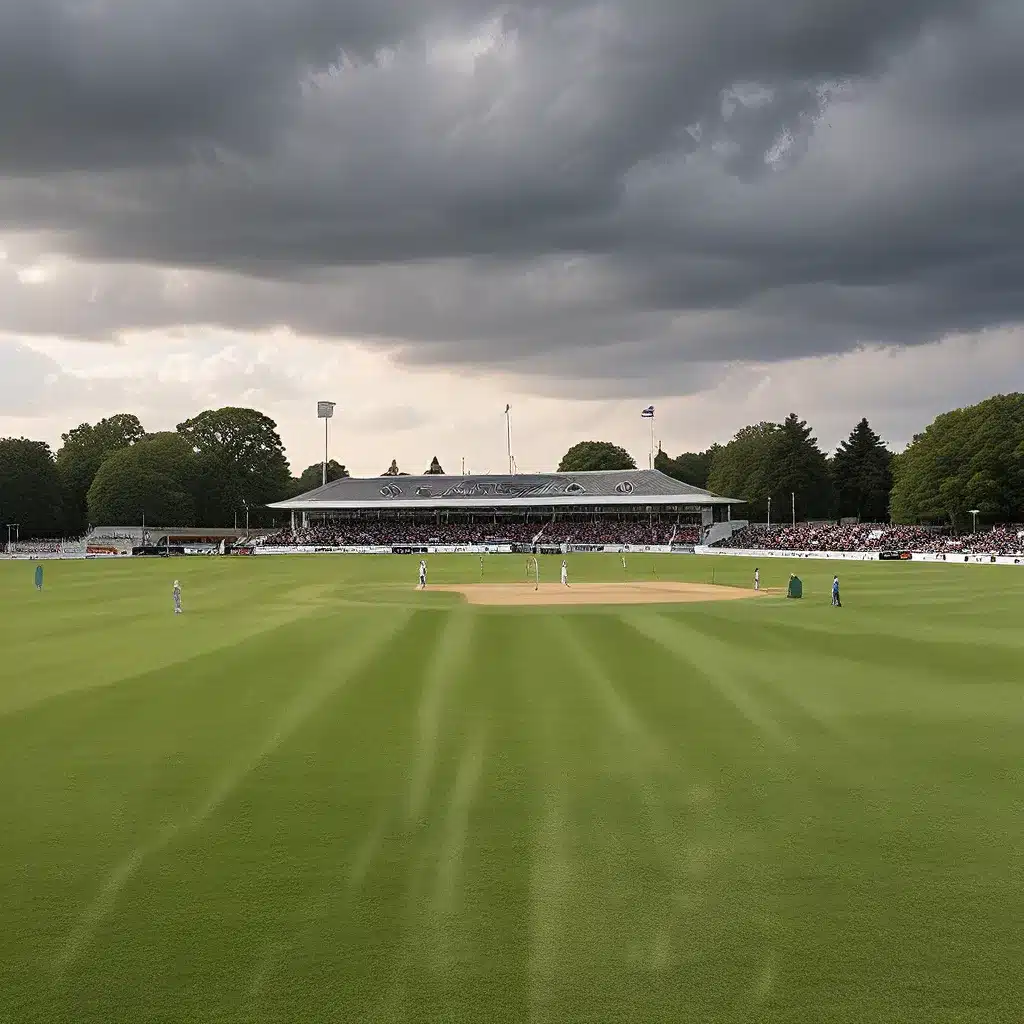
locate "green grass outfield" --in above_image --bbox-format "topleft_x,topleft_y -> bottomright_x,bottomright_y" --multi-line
0,553 -> 1021,1023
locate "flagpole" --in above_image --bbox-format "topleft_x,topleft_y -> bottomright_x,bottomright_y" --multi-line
650,413 -> 654,469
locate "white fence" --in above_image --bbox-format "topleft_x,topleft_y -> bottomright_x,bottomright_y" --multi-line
0,551 -> 127,560
693,546 -> 1024,565
904,552 -> 1024,565
251,544 -> 516,556
693,546 -> 880,561
252,543 -> 675,555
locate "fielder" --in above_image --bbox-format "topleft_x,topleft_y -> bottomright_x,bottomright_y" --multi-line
560,559 -> 569,586
832,575 -> 841,607
418,559 -> 427,589
172,579 -> 182,614
35,563 -> 43,591
753,567 -> 760,591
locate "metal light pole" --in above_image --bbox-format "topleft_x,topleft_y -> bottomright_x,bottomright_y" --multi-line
792,492 -> 796,527
317,401 -> 336,487
968,509 -> 980,533
505,404 -> 512,474
767,497 -> 771,529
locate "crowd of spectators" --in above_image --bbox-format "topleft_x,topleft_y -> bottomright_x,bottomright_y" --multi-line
257,520 -> 544,546
256,518 -> 702,547
2,539 -> 63,554
716,523 -> 924,551
716,523 -> 1024,554
545,520 -> 674,545
922,527 -> 1024,555
551,521 -> 702,545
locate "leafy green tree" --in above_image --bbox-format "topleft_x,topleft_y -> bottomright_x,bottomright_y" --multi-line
889,393 -> 1024,527
763,414 -> 834,521
706,422 -> 779,517
0,438 -> 64,539
56,413 -> 145,534
177,407 -> 292,526
557,441 -> 636,472
86,433 -> 199,526
655,444 -> 720,488
292,460 -> 350,495
425,456 -> 445,475
831,418 -> 893,521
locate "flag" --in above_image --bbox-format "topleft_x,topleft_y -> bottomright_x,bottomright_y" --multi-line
641,405 -> 655,418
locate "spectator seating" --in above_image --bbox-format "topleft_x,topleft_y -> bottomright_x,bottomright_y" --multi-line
256,518 -> 699,547
714,523 -> 1024,555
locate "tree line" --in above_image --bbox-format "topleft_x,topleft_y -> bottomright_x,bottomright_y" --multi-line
557,393 -> 1024,529
558,417 -> 890,522
2,394 -> 1023,538
0,405 -> 450,538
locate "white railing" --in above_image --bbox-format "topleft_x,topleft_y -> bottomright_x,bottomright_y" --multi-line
693,546 -> 1024,565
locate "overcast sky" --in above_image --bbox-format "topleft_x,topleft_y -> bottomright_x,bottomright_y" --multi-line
2,0 -> 1022,476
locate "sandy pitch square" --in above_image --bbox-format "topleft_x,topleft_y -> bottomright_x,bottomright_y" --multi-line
431,581 -> 769,606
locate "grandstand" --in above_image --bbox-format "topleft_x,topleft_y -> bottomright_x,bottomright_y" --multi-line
2,539 -> 64,556
266,469 -> 745,549
32,527 -> 275,557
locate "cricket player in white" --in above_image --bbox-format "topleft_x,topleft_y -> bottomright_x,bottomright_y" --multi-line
754,567 -> 760,591
418,560 -> 427,588
561,560 -> 569,586
172,579 -> 182,614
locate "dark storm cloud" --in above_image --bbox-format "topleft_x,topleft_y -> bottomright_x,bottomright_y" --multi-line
0,0 -> 1022,388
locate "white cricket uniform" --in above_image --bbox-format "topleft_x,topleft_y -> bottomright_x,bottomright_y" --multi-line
419,561 -> 427,587
561,561 -> 568,585
754,569 -> 759,591
173,581 -> 182,614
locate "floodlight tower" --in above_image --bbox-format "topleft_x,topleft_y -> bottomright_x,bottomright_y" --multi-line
317,401 -> 336,487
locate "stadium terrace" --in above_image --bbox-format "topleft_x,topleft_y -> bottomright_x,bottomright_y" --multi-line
263,469 -> 744,551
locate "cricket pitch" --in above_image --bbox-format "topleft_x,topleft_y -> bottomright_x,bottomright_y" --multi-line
431,581 -> 769,606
